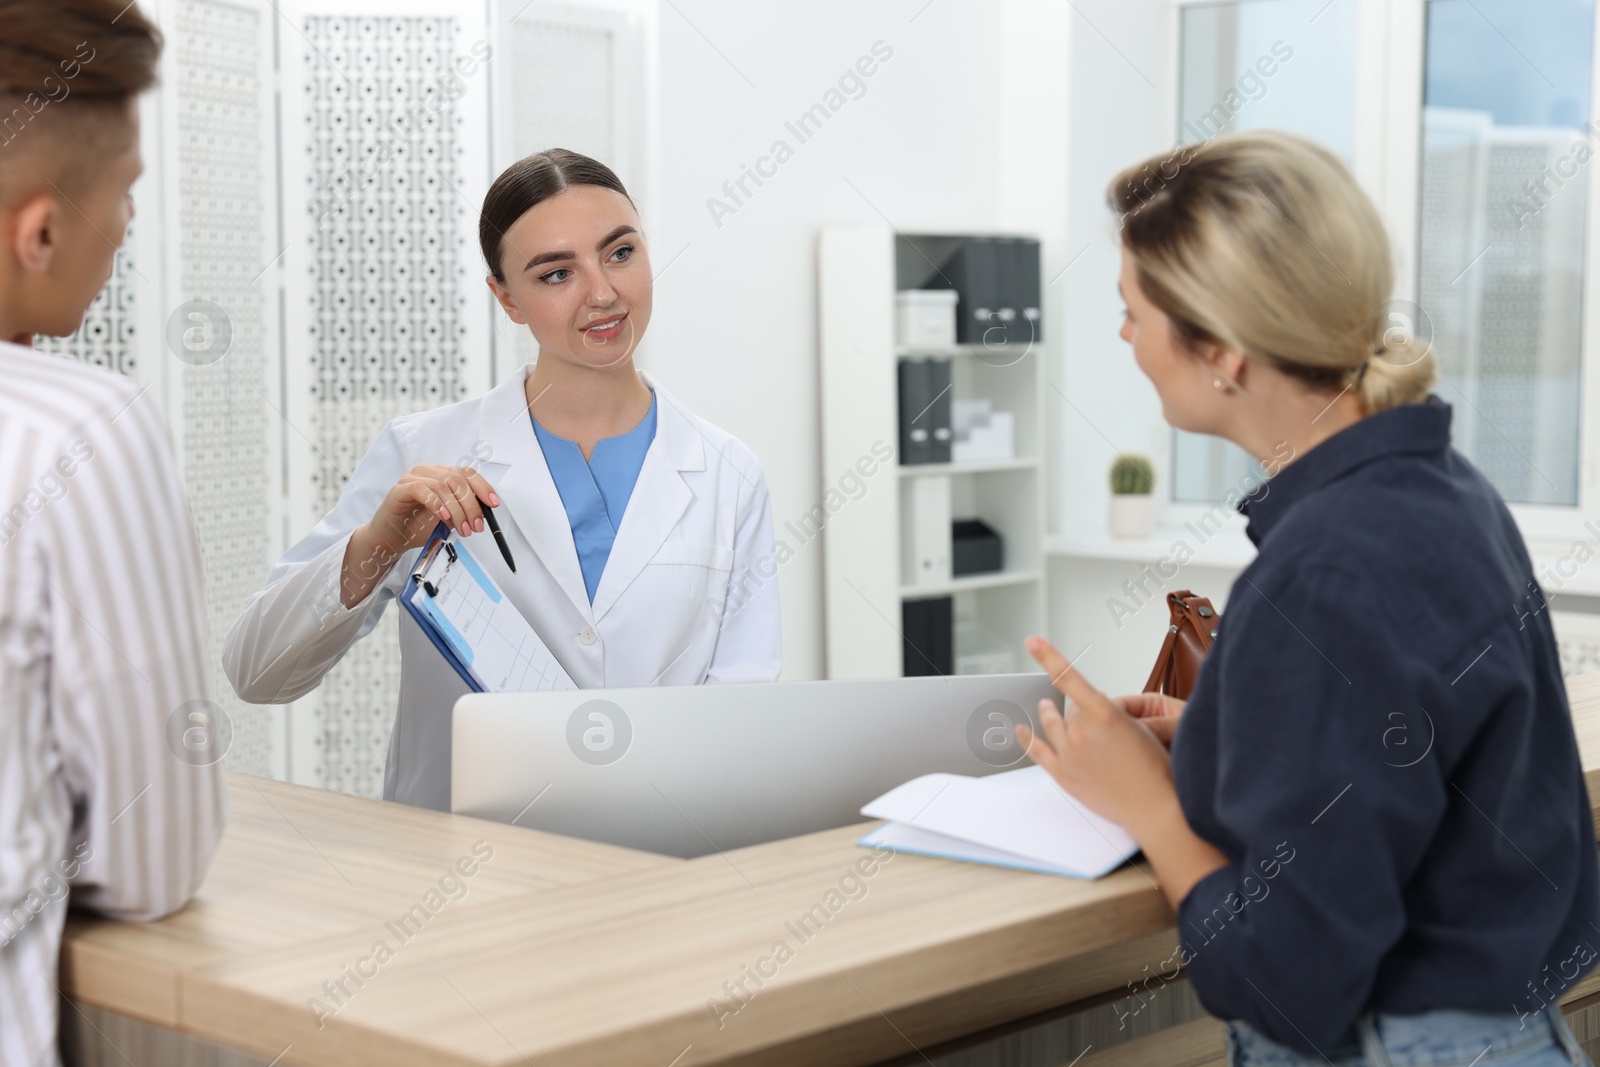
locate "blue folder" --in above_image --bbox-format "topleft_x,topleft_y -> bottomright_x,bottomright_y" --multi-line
398,522 -> 482,694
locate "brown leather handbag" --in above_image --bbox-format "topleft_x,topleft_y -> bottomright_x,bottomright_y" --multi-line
1142,590 -> 1221,700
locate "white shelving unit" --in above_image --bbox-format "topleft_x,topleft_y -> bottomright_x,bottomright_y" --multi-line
819,226 -> 1049,679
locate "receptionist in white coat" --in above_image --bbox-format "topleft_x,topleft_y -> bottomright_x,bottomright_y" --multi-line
224,149 -> 782,810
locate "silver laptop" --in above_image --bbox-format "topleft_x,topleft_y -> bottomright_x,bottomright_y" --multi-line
450,673 -> 1057,858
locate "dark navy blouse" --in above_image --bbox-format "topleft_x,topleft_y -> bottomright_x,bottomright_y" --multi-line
1172,397 -> 1600,1052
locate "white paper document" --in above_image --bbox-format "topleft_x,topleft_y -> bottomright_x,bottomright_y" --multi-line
858,765 -> 1139,879
408,535 -> 577,693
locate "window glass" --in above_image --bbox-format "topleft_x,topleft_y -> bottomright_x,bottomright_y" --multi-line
1417,0 -> 1593,506
1171,0 -> 1360,502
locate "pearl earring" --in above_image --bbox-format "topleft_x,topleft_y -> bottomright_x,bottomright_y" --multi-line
1212,378 -> 1224,390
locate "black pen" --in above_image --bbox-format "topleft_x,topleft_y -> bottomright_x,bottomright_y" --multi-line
477,497 -> 516,573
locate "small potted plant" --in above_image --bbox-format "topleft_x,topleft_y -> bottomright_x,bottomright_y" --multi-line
1108,454 -> 1156,539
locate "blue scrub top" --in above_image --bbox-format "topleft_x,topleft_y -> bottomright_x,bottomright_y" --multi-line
530,391 -> 658,602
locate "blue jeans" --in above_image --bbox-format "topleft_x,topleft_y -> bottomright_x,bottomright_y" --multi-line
1227,1006 -> 1592,1066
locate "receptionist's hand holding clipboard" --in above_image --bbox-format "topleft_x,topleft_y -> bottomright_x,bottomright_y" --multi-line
339,464 -> 506,611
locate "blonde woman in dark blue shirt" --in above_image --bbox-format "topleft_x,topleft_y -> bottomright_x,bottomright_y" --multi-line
1018,130 -> 1600,1065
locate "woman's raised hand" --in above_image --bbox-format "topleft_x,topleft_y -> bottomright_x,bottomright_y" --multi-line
1015,636 -> 1178,837
339,465 -> 501,608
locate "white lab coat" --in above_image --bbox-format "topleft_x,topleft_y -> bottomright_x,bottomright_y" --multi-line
223,366 -> 782,808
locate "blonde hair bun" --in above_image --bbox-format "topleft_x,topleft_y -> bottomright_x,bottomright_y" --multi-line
1108,130 -> 1436,413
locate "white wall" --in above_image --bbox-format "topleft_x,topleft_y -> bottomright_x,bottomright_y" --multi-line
645,0 -> 1016,679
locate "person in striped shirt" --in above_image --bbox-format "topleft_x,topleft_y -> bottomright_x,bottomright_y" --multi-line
0,2 -> 228,1062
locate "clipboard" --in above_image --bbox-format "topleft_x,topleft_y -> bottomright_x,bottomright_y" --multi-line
398,523 -> 577,694
399,524 -> 476,691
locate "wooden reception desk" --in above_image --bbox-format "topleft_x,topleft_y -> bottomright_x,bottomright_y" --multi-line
59,672 -> 1600,1067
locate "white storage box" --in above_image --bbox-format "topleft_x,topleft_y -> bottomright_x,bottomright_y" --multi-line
896,289 -> 959,349
952,399 -> 1016,464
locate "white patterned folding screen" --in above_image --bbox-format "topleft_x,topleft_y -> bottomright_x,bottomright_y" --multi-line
36,0 -> 282,778
35,0 -> 642,796
498,0 -> 643,195
165,0 -> 279,777
283,11 -> 491,795
494,0 -> 642,374
510,19 -> 615,159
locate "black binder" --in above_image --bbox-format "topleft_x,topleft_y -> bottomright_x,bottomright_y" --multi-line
1000,237 -> 1042,345
928,358 -> 952,463
902,595 -> 953,676
944,236 -> 1044,348
898,358 -> 953,466
898,358 -> 931,465
945,237 -> 1001,345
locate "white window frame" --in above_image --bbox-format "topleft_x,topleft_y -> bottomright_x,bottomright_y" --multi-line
1158,0 -> 1600,559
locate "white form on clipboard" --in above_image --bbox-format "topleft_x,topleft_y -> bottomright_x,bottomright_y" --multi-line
407,535 -> 577,693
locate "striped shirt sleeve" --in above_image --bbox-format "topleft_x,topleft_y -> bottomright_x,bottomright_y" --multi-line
42,377 -> 228,919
